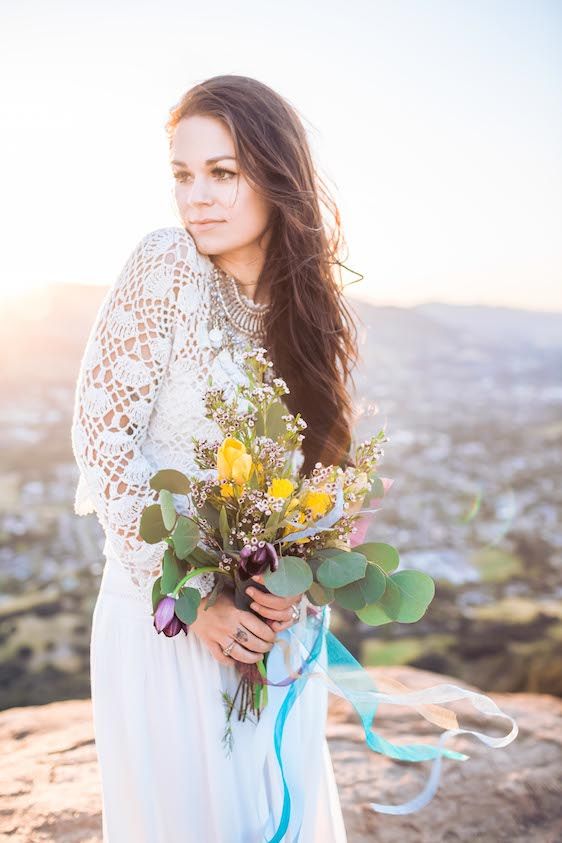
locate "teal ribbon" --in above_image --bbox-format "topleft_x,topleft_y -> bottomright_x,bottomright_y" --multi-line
266,606 -> 518,840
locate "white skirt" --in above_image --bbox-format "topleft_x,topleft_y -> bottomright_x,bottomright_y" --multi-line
90,548 -> 348,843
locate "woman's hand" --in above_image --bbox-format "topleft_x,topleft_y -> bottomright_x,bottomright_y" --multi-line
190,589 -> 277,667
245,574 -> 304,633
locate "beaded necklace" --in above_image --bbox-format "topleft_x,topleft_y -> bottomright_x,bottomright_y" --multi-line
207,262 -> 269,354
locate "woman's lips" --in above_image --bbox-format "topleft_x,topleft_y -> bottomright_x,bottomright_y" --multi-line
191,220 -> 225,231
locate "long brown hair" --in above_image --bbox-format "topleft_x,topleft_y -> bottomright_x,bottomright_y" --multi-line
165,75 -> 361,475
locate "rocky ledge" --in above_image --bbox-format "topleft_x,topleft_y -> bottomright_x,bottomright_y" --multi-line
0,666 -> 560,842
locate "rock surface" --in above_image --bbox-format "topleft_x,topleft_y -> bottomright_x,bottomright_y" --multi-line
0,666 -> 560,842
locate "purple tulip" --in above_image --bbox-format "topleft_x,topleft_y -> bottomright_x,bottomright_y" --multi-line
238,541 -> 279,581
153,595 -> 189,637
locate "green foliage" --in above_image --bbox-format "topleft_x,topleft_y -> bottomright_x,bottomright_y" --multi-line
356,569 -> 435,626
315,548 -> 367,588
161,548 -> 186,594
159,489 -> 177,531
151,575 -> 163,613
139,504 -> 171,544
353,542 -> 399,573
307,581 -> 335,606
175,587 -> 201,624
171,516 -> 200,560
264,556 -> 313,597
149,468 -> 190,495
333,562 -> 386,610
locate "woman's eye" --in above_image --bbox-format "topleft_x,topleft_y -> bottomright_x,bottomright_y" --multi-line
213,167 -> 236,181
172,168 -> 236,183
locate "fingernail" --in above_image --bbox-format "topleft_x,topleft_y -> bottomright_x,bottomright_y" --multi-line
247,588 -> 254,596
250,602 -> 257,609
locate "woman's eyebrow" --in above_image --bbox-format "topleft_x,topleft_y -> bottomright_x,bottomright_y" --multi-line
171,155 -> 237,166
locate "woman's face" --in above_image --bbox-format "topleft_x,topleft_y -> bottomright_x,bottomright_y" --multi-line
170,114 -> 272,259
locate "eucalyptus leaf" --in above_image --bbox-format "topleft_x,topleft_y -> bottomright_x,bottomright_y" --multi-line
159,489 -> 177,531
139,504 -> 171,544
161,548 -> 185,594
355,575 -> 402,626
307,581 -> 334,606
175,587 -> 201,624
172,516 -> 200,560
316,550 -> 367,589
263,556 -> 313,597
392,570 -> 435,622
353,542 -> 399,574
149,468 -> 190,495
151,575 -> 163,614
333,562 -> 386,610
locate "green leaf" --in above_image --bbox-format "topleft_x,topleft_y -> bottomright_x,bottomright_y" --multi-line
307,581 -> 334,606
172,516 -> 200,560
151,575 -> 163,613
159,489 -> 177,531
189,545 -> 221,567
265,399 -> 289,439
354,542 -> 399,574
333,562 -> 386,610
161,548 -> 185,594
196,501 -> 220,530
263,556 -> 313,597
175,587 -> 201,624
392,570 -> 435,622
316,550 -> 367,589
264,508 -> 283,539
139,504 -> 171,544
150,468 -> 190,495
355,569 -> 435,626
219,506 -> 230,547
356,575 -> 402,626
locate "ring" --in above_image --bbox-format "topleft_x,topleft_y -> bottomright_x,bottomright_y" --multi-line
222,639 -> 235,657
290,603 -> 300,621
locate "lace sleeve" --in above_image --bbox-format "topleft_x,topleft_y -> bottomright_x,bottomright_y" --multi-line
70,228 -> 215,604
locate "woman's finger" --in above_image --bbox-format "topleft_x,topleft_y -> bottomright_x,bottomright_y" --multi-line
209,642 -> 234,666
271,619 -> 294,632
249,602 -> 293,622
225,639 -> 267,665
228,622 -> 274,654
238,610 -> 277,644
246,586 -> 302,610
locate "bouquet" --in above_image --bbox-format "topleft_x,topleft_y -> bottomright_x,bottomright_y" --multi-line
138,346 -> 518,828
139,346 -> 435,745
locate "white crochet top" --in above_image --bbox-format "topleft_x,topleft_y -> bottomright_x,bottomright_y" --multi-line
70,226 -> 279,608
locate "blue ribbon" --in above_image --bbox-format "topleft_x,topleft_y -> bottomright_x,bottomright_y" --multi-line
265,606 -> 518,840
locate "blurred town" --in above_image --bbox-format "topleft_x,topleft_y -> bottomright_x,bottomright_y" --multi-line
1,284 -> 561,710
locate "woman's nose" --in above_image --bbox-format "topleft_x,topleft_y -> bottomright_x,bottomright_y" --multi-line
187,177 -> 214,204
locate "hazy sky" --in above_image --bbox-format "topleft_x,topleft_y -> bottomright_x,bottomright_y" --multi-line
1,0 -> 560,311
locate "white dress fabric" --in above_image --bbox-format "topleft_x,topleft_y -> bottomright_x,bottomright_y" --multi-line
71,226 -> 348,842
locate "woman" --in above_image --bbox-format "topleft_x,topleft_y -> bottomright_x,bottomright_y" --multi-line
71,75 -> 357,842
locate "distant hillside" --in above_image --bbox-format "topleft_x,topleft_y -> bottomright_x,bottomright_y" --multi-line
1,282 -> 561,384
415,302 -> 562,348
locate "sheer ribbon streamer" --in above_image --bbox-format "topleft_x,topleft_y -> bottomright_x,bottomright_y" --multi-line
262,604 -> 518,842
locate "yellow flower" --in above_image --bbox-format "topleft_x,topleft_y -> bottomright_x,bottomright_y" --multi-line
217,437 -> 253,485
268,477 -> 295,498
283,510 -> 309,544
220,482 -> 235,499
301,490 -> 332,518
